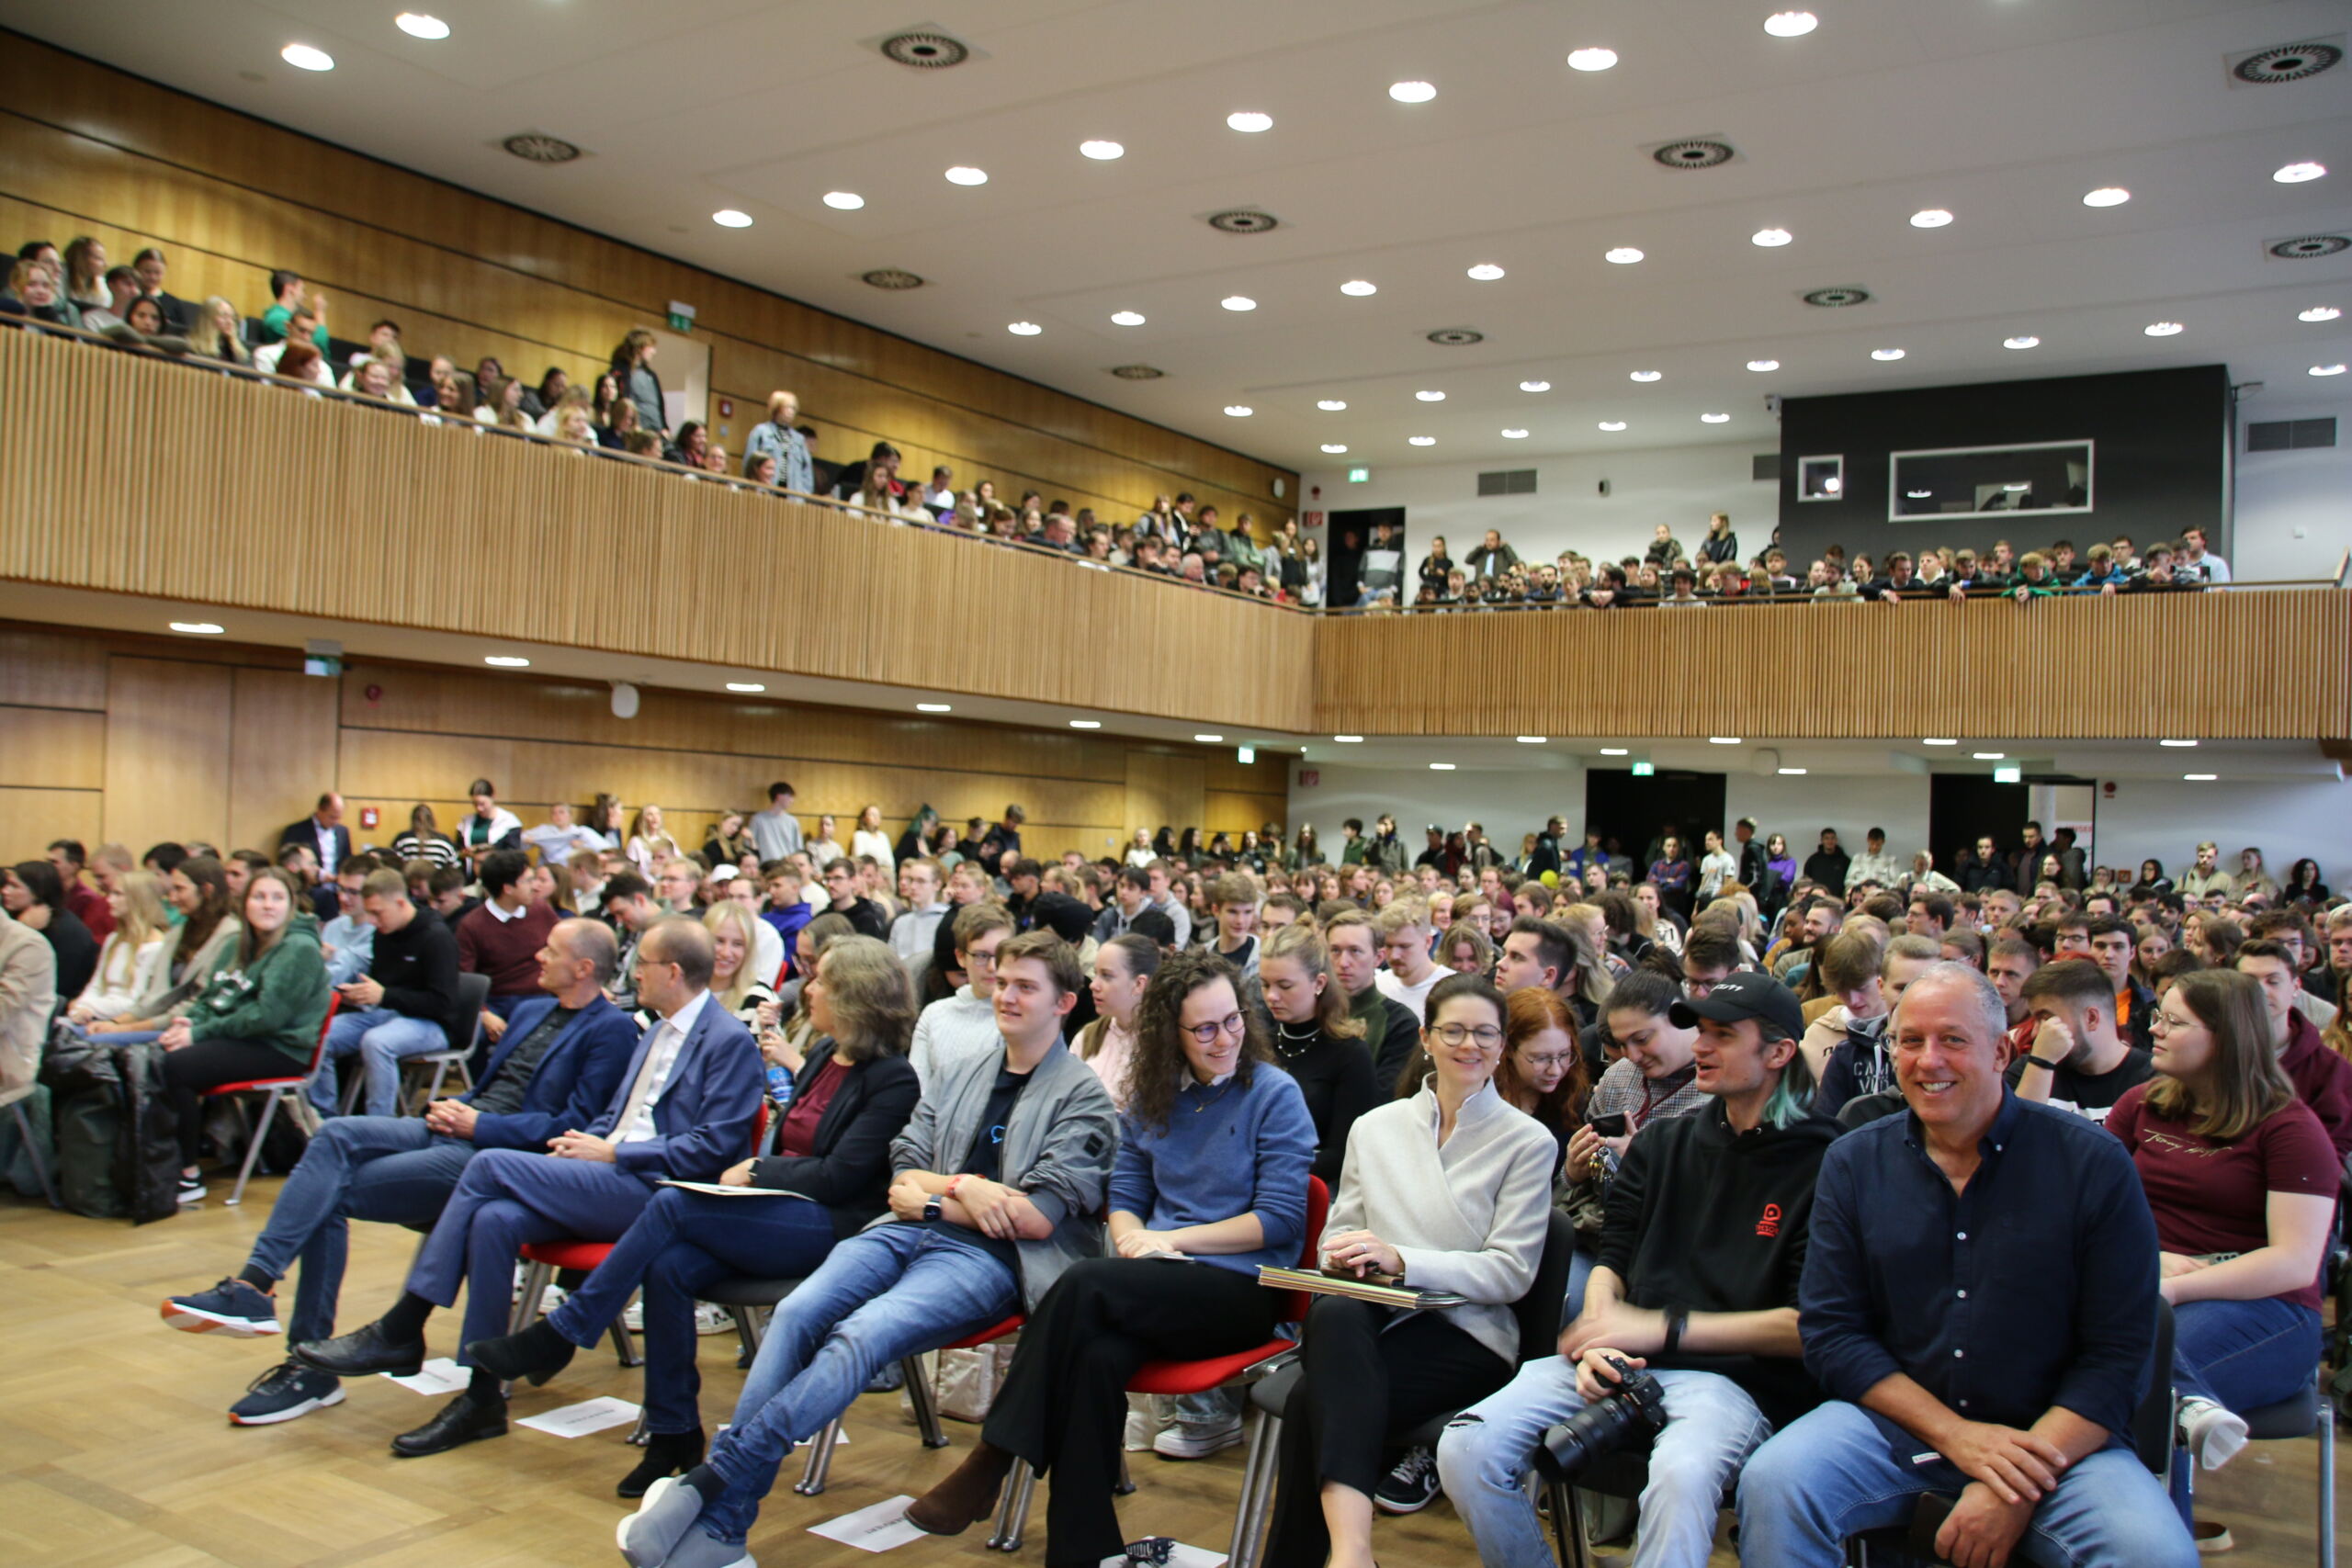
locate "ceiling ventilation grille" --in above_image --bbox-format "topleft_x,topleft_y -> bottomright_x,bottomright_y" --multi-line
1109,365 -> 1166,379
1476,469 -> 1538,496
1802,287 -> 1872,308
2247,418 -> 2336,451
2268,234 -> 2350,260
1651,139 -> 1736,170
860,268 -> 926,289
2229,39 -> 2342,85
1427,328 -> 1485,345
502,132 -> 582,164
877,29 -> 970,68
1207,209 -> 1280,234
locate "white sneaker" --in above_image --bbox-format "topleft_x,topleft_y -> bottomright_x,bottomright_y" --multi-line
1152,1417 -> 1243,1460
2179,1396 -> 2250,1471
695,1303 -> 733,1337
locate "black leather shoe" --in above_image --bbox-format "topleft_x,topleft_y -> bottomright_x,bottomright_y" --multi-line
291,1319 -> 426,1377
618,1428 -> 706,1499
390,1390 -> 507,1458
465,1319 -> 577,1386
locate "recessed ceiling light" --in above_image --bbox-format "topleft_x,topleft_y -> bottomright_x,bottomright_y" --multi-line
2311,363 -> 2347,377
1221,295 -> 1257,311
1069,719 -> 1102,729
1194,733 -> 1224,743
1224,404 -> 1254,416
1466,263 -> 1506,281
1317,399 -> 1348,411
1747,358 -> 1780,372
822,191 -> 865,210
2159,738 -> 2198,748
1751,228 -> 1793,247
916,703 -> 953,713
1329,281 -> 1376,301
1516,736 -> 1547,744
1871,347 -> 1906,361
1389,80 -> 1437,103
2183,773 -> 2217,782
1408,435 -> 1437,446
2273,161 -> 2327,184
1007,321 -> 1042,335
1600,747 -> 1629,756
2144,321 -> 2184,336
2004,334 -> 2041,349
1909,209 -> 1953,229
725,682 -> 765,694
1321,444 -> 1349,454
1973,751 -> 2006,760
712,209 -> 752,228
1416,389 -> 1446,401
484,655 -> 531,668
1701,412 -> 1731,423
281,42 -> 334,71
1429,761 -> 1457,771
1500,428 -> 1529,438
944,165 -> 989,186
1110,310 -> 1146,326
1604,246 -> 1644,265
1520,379 -> 1551,392
2082,186 -> 2130,207
1708,736 -> 1742,746
1227,111 -> 1273,133
1777,767 -> 1808,776
1629,369 -> 1662,382
170,621 -> 224,635
1080,139 -> 1125,161
1334,734 -> 1363,743
1567,47 -> 1618,72
1922,738 -> 1958,746
2299,305 -> 2341,322
395,13 -> 450,40
1763,11 -> 1818,38
1598,420 -> 1627,431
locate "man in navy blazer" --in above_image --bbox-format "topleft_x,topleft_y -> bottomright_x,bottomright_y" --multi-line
294,916 -> 762,1457
156,918 -> 638,1427
278,792 -> 355,879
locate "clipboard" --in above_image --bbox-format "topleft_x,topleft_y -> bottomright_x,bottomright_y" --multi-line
1258,1265 -> 1466,1311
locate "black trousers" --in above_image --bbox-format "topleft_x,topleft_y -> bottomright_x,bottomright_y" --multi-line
1265,1296 -> 1513,1567
161,1037 -> 306,1167
982,1256 -> 1278,1567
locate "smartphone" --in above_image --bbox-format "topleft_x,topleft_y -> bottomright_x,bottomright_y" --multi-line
1587,1112 -> 1629,1139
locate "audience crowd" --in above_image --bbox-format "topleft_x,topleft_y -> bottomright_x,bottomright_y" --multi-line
4,770 -> 2346,1568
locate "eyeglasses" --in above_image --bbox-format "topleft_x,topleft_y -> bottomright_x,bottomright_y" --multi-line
1518,1052 -> 1575,1070
1185,1013 -> 1249,1045
1431,1023 -> 1504,1048
966,948 -> 1001,967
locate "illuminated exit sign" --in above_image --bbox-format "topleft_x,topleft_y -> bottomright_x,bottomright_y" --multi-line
1347,467 -> 1370,483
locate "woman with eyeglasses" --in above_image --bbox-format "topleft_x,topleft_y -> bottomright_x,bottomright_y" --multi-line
902,951 -> 1315,1563
1264,972 -> 1555,1556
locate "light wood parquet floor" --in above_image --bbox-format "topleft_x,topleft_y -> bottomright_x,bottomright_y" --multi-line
3,1180 -> 2342,1567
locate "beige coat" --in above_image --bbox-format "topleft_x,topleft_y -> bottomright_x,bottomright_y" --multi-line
0,908 -> 59,1098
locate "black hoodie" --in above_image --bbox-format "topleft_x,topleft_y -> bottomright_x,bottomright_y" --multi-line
1598,1098 -> 1842,1427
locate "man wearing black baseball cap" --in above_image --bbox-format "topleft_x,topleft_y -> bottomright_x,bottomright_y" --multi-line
1438,968 -> 1838,1568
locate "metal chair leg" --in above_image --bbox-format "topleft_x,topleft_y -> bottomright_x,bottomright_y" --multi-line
905,1354 -> 949,1447
985,1460 -> 1036,1552
509,1260 -> 554,1335
1227,1408 -> 1281,1568
794,1417 -> 843,1495
1114,1450 -> 1135,1496
226,1090 -> 280,1205
607,1314 -> 642,1368
10,1100 -> 59,1209
1564,1482 -> 1594,1568
2317,1406 -> 2335,1568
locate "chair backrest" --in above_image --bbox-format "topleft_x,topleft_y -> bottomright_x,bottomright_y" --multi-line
2133,1299 -> 2178,1475
1512,1209 -> 1579,1363
301,990 -> 343,1075
1266,1176 -> 1332,1325
452,971 -> 493,1052
751,1099 -> 773,1156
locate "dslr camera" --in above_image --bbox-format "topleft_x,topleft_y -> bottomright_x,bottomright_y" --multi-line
1533,1354 -> 1668,1482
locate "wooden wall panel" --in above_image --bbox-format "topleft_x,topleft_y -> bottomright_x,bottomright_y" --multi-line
0,35 -> 1295,536
1123,753 -> 1207,845
102,658 -> 232,853
227,668 -> 341,861
0,625 -> 107,709
0,786 -> 103,864
0,706 -> 103,789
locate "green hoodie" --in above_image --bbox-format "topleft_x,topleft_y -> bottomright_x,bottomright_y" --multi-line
185,912 -> 332,1064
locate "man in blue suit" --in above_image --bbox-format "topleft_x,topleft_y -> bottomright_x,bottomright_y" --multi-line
158,917 -> 638,1427
293,916 -> 762,1457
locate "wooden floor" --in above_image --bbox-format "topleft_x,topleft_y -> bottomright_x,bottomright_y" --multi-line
2,1179 -> 2342,1567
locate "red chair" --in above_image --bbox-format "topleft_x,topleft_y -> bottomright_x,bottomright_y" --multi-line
209,992 -> 339,1207
792,1311 -> 1026,1495
984,1176 -> 1331,1553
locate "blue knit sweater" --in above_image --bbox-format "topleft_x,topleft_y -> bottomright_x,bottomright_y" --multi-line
1108,1063 -> 1316,1276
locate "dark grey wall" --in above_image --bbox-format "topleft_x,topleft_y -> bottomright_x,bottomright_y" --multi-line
1776,365 -> 2229,570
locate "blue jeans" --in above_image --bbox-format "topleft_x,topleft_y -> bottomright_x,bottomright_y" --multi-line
1736,1400 -> 2197,1568
2167,1296 -> 2321,1517
245,1115 -> 475,1343
1439,1362 -> 1772,1568
546,1186 -> 840,1435
697,1223 -> 1018,1546
310,1007 -> 450,1117
404,1147 -> 657,1365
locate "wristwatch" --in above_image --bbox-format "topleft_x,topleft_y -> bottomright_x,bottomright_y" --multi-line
1662,1304 -> 1688,1356
922,1196 -> 944,1223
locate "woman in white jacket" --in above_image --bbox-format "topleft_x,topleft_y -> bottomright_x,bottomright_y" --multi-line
1264,971 -> 1555,1567
65,870 -> 173,1024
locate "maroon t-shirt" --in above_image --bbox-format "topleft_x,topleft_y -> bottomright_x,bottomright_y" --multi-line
780,1054 -> 846,1158
2106,1083 -> 2337,1309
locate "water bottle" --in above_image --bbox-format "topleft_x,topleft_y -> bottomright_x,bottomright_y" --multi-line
765,1061 -> 795,1109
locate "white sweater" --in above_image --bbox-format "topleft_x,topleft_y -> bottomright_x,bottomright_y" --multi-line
1326,1078 -> 1555,1365
75,932 -> 169,1021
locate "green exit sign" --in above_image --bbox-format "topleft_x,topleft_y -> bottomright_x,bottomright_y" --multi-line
666,311 -> 693,333
1631,761 -> 1656,777
1347,467 -> 1370,483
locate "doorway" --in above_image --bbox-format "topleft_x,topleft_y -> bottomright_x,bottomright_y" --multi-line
1582,770 -> 1727,881
1326,506 -> 1404,609
650,326 -> 709,437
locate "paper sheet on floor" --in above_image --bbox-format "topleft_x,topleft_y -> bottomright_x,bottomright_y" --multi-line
807,1495 -> 925,1553
515,1395 -> 641,1438
1156,1544 -> 1228,1567
381,1357 -> 468,1395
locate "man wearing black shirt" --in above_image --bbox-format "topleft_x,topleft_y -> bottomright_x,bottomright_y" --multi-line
1800,829 -> 1849,895
310,871 -> 463,1118
1440,973 -> 1836,1568
1325,908 -> 1419,1096
820,859 -> 888,941
2008,959 -> 2152,1120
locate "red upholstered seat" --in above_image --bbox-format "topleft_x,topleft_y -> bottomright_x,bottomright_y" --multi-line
519,1238 -> 617,1272
943,1314 -> 1024,1350
1131,1340 -> 1294,1396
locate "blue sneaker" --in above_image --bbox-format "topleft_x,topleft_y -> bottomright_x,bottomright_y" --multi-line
229,1359 -> 345,1426
162,1278 -> 281,1337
